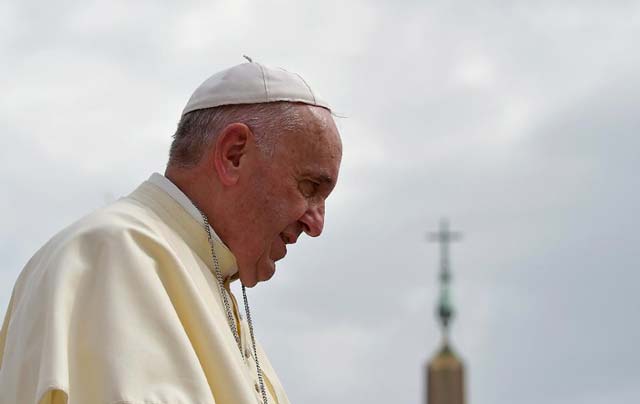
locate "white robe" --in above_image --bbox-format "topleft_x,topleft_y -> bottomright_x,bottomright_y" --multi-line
0,176 -> 290,404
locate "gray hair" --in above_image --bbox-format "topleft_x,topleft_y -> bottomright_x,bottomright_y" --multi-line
168,102 -> 307,167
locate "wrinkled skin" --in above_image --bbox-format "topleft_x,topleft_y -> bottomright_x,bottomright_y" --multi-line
167,105 -> 342,287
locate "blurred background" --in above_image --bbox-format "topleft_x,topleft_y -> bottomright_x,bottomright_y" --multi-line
1,1 -> 639,403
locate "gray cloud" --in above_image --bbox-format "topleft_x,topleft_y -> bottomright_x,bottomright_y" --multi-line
2,1 -> 639,404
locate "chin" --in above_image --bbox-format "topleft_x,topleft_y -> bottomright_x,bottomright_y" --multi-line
257,261 -> 277,283
240,260 -> 276,288
239,271 -> 259,288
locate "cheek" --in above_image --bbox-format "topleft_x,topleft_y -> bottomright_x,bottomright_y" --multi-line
252,194 -> 288,243
256,177 -> 308,236
265,186 -> 301,224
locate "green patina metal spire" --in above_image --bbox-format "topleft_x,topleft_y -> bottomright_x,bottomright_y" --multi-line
429,219 -> 462,344
426,219 -> 466,404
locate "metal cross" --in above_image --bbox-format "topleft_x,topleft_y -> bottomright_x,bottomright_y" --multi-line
428,219 -> 462,337
429,219 -> 462,282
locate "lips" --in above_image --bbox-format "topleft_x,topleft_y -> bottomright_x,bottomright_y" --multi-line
275,229 -> 302,261
280,229 -> 301,245
274,234 -> 287,260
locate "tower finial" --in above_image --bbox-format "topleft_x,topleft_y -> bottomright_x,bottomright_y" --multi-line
428,218 -> 462,343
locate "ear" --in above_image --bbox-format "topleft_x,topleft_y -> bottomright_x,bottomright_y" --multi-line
213,123 -> 253,186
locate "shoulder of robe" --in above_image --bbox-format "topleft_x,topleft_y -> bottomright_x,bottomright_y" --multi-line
1,198 -> 223,404
11,197 -> 172,302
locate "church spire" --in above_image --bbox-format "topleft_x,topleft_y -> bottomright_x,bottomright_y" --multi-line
429,219 -> 461,345
425,219 -> 466,404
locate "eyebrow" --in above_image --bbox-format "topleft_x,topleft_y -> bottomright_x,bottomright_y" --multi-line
301,170 -> 335,187
313,174 -> 334,185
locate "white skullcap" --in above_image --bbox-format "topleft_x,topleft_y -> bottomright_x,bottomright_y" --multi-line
182,58 -> 331,116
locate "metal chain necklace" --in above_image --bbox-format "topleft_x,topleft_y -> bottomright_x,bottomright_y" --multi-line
201,212 -> 269,404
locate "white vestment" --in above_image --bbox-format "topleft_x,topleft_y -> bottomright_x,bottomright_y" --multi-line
0,175 -> 290,404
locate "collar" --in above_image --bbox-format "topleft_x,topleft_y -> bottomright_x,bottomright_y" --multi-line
138,172 -> 239,281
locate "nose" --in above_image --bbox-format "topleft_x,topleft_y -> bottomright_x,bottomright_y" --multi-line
300,202 -> 325,237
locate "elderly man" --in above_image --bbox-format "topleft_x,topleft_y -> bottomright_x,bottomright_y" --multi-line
0,60 -> 342,404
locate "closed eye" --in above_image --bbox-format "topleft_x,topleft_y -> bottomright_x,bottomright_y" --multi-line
299,180 -> 320,197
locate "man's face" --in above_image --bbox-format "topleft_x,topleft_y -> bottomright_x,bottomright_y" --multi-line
235,107 -> 342,287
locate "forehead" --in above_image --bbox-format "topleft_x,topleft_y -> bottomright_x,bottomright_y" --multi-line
276,108 -> 342,181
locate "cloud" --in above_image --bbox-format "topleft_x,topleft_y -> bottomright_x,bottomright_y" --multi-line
2,1 -> 640,404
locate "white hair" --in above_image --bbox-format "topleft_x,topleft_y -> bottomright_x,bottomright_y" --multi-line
168,102 -> 310,167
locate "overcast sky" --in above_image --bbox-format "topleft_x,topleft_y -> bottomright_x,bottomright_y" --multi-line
1,1 -> 639,403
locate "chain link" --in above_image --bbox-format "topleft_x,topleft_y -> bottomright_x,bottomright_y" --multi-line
201,211 -> 269,404
202,213 -> 241,351
242,284 -> 269,404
